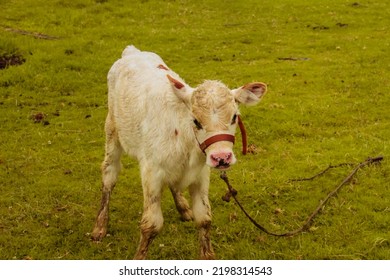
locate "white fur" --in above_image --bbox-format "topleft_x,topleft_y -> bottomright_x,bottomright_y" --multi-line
92,45 -> 267,260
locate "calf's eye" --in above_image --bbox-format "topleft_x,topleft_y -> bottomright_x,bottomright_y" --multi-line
193,119 -> 203,130
231,114 -> 237,125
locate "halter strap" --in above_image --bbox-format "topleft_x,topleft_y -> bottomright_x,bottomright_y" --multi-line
199,134 -> 235,153
238,115 -> 247,155
198,116 -> 248,155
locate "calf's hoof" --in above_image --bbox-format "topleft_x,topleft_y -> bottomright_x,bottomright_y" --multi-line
180,209 -> 194,222
91,227 -> 107,242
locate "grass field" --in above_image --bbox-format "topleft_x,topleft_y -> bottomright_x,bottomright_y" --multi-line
0,0 -> 389,260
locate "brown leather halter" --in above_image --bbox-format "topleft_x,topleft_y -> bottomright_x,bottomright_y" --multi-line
160,66 -> 249,156
198,116 -> 247,155
238,115 -> 247,155
199,134 -> 235,153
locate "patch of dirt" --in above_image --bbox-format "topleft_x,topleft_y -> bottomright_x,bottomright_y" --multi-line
2,26 -> 60,40
31,112 -> 50,125
0,53 -> 25,69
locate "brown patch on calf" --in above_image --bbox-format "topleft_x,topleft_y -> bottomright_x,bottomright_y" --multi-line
167,74 -> 185,89
157,64 -> 169,71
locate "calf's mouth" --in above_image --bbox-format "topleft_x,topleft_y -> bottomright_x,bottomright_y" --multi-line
215,161 -> 231,170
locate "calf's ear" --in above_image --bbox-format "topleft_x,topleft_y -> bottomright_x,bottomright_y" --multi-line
167,75 -> 193,105
232,82 -> 267,105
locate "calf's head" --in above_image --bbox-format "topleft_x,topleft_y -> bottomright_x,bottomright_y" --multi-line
168,75 -> 267,169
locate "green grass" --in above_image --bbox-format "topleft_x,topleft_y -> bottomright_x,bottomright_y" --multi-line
0,0 -> 389,260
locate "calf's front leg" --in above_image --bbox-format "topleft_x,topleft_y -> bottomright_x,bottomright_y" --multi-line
134,164 -> 164,260
190,169 -> 215,260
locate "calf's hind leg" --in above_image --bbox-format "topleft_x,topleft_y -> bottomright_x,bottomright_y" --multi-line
92,117 -> 123,241
170,187 -> 193,221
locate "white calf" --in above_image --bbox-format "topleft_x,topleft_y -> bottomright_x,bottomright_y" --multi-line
92,45 -> 267,259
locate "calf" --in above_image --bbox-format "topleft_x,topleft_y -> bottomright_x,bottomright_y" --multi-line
91,45 -> 267,259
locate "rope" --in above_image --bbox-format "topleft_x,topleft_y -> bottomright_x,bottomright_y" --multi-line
220,156 -> 384,237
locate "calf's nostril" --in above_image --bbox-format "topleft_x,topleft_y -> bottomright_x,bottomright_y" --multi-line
211,152 -> 233,166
